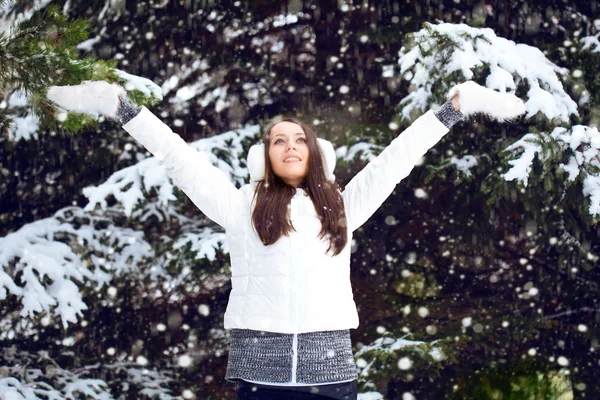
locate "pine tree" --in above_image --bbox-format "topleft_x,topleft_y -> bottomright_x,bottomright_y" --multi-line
0,0 -> 155,136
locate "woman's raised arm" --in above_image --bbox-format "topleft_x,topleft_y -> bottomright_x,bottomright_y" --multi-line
341,106 -> 452,232
342,81 -> 526,232
47,81 -> 244,228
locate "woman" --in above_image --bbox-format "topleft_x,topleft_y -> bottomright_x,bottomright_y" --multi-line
47,79 -> 525,399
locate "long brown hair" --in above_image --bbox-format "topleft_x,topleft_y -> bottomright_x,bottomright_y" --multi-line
251,118 -> 348,256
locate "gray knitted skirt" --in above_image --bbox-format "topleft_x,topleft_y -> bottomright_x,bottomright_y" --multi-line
226,329 -> 358,385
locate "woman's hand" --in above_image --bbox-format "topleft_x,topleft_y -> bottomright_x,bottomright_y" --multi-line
47,80 -> 125,119
451,93 -> 460,111
448,81 -> 526,122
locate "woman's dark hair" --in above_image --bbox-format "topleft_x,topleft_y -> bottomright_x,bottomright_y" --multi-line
251,118 -> 348,256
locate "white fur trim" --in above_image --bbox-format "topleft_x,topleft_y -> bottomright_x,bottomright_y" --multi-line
448,80 -> 526,122
247,138 -> 336,183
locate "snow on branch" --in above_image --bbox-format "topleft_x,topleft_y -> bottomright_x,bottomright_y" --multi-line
581,20 -> 600,53
162,59 -> 210,96
336,142 -> 383,163
581,33 -> 600,53
172,227 -> 227,262
355,336 -> 443,360
503,125 -> 600,215
354,335 -> 445,397
0,0 -> 54,34
0,347 -> 113,400
83,125 -> 260,216
0,346 -> 183,399
0,206 -> 153,328
450,155 -> 478,178
0,377 -> 38,400
4,90 -> 41,141
0,123 -> 255,328
119,365 -> 182,400
115,68 -> 163,101
501,133 -> 547,187
82,155 -> 176,217
398,22 -> 578,122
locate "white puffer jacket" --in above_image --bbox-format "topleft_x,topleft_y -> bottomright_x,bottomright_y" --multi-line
123,108 -> 449,334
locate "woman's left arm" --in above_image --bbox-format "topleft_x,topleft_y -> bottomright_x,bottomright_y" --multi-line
341,100 -> 462,232
342,81 -> 526,232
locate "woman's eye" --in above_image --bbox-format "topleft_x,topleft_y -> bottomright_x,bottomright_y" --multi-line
274,139 -> 284,144
298,137 -> 306,143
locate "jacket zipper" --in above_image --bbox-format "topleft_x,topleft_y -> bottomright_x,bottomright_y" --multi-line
291,333 -> 298,383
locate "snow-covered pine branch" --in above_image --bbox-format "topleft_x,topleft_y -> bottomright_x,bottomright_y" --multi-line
0,206 -> 153,329
397,22 -> 578,122
354,335 -> 446,398
0,125 -> 261,329
502,125 -> 600,216
171,228 -> 227,263
581,19 -> 600,54
581,33 -> 600,53
335,142 -> 383,163
424,154 -> 480,186
0,346 -> 183,400
0,0 -> 54,35
83,123 -> 261,287
160,226 -> 230,294
0,204 -> 231,331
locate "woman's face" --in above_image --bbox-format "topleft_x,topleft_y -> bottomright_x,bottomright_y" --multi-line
268,121 -> 310,187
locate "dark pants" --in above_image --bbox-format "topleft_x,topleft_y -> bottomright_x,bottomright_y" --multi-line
235,380 -> 358,400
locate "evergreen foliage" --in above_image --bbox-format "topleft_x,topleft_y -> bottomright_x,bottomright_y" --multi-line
0,1 -> 157,136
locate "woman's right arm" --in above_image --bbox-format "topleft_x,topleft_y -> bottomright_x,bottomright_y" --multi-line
117,98 -> 243,228
46,81 -> 244,227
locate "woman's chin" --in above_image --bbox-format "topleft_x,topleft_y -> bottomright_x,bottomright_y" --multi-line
275,168 -> 307,182
278,173 -> 307,187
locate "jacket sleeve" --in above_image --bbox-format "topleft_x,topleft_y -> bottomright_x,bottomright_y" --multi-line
341,110 -> 449,232
122,106 -> 244,228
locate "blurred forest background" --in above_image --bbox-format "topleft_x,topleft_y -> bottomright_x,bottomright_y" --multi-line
1,0 -> 599,399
